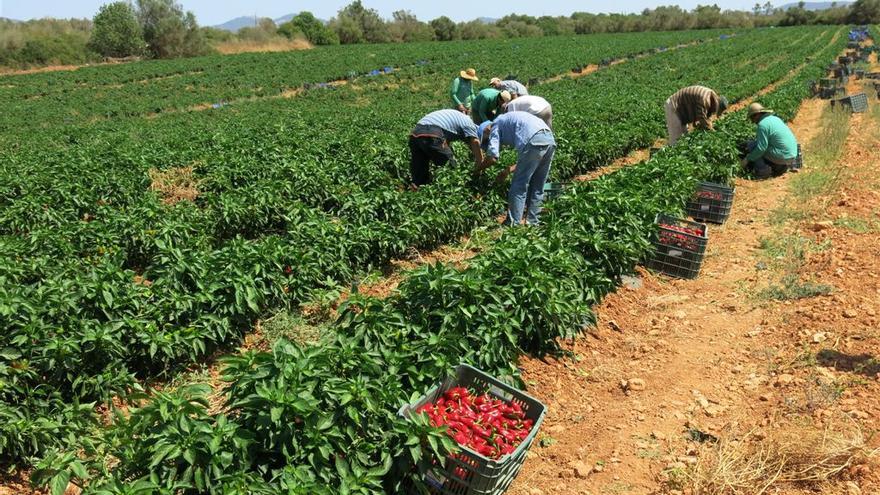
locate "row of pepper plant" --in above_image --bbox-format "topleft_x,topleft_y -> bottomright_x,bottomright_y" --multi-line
20,27 -> 847,494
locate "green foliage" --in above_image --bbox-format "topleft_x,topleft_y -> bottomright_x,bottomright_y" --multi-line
281,12 -> 339,46
848,0 -> 880,24
0,25 -> 849,492
331,1 -> 390,44
89,2 -> 145,58
429,16 -> 458,41
136,0 -> 208,58
0,18 -> 99,69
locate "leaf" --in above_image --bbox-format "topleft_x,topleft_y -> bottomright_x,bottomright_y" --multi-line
49,471 -> 70,495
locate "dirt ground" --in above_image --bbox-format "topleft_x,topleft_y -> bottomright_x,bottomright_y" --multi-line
508,71 -> 880,494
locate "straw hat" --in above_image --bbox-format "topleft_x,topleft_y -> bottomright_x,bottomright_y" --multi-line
460,68 -> 479,81
747,102 -> 773,118
499,91 -> 512,103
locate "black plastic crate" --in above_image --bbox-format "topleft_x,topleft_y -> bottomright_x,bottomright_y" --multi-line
820,87 -> 846,99
646,214 -> 708,279
831,93 -> 868,113
790,144 -> 804,172
686,182 -> 735,224
543,182 -> 568,201
399,364 -> 546,495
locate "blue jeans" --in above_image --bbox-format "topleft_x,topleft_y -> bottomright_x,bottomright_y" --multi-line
506,131 -> 556,226
746,140 -> 789,179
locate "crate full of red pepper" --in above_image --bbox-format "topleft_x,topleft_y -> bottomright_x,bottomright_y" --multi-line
399,364 -> 546,495
646,214 -> 709,280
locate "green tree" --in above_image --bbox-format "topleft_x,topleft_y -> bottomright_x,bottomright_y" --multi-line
331,16 -> 364,44
848,0 -> 880,23
388,10 -> 434,42
429,16 -> 458,41
332,1 -> 389,43
279,12 -> 339,45
88,2 -> 145,58
137,0 -> 207,58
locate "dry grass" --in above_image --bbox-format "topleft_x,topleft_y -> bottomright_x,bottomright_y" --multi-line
687,415 -> 877,494
213,38 -> 312,55
148,166 -> 201,205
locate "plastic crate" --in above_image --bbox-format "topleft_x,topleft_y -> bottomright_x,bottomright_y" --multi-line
685,182 -> 735,224
399,364 -> 547,495
543,182 -> 568,200
831,93 -> 868,113
646,214 -> 708,279
790,144 -> 804,172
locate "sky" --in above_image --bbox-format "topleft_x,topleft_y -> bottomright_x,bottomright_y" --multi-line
1,0 -> 770,26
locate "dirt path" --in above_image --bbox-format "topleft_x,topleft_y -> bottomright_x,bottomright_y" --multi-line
508,63 -> 880,495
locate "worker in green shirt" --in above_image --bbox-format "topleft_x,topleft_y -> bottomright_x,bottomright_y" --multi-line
472,88 -> 512,125
741,103 -> 799,179
451,68 -> 479,114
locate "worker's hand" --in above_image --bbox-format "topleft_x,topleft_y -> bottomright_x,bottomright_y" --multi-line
476,157 -> 497,174
496,165 -> 514,183
457,104 -> 467,114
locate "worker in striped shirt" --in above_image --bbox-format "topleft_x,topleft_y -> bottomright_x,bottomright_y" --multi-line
409,109 -> 483,189
490,78 -> 529,97
664,85 -> 729,145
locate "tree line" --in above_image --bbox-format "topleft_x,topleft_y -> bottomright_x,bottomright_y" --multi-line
2,0 -> 880,70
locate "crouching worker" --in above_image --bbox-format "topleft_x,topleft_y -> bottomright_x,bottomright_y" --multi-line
665,85 -> 728,145
476,112 -> 555,226
741,103 -> 798,179
409,109 -> 483,189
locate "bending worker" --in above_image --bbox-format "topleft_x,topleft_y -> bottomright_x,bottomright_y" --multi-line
472,88 -> 511,124
451,68 -> 478,114
505,94 -> 553,128
408,109 -> 483,189
476,111 -> 555,226
664,85 -> 728,145
490,78 -> 528,97
741,103 -> 798,179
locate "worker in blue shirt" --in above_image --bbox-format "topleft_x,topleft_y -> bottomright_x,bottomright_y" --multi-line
476,112 -> 555,226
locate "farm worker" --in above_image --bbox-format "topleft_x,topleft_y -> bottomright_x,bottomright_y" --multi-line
476,111 -> 555,226
741,103 -> 798,179
664,85 -> 729,145
409,109 -> 484,189
505,95 -> 553,128
451,68 -> 479,114
472,88 -> 512,125
490,78 -> 529,97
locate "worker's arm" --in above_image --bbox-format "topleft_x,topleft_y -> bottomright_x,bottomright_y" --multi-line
451,78 -> 465,111
476,127 -> 501,173
468,138 -> 483,170
746,124 -> 770,162
696,105 -> 711,130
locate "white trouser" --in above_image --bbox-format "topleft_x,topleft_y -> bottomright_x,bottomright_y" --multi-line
664,98 -> 686,146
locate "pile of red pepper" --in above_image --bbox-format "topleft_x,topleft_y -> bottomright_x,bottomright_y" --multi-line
417,387 -> 534,460
658,222 -> 705,251
696,190 -> 724,201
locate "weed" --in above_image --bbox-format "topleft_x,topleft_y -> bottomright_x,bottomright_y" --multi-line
687,415 -> 877,494
261,309 -> 324,345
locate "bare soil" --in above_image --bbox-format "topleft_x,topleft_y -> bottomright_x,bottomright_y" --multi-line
507,74 -> 880,495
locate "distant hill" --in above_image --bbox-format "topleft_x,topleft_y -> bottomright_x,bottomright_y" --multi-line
476,17 -> 499,24
214,16 -> 261,32
214,13 -> 328,32
0,17 -> 21,23
779,1 -> 852,10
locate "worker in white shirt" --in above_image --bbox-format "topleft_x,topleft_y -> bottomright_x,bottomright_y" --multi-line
504,95 -> 552,128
